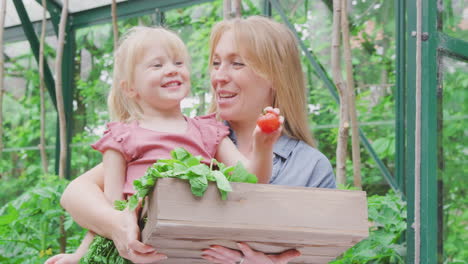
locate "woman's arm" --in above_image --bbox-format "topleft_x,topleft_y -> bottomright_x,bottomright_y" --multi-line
44,232 -> 95,264
60,164 -> 167,263
60,163 -> 118,237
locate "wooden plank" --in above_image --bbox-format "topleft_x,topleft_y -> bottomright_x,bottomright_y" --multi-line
146,221 -> 363,245
158,254 -> 336,264
146,238 -> 352,256
142,178 -> 368,263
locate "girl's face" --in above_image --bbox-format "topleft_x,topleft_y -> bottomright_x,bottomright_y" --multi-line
210,30 -> 273,124
130,44 -> 190,114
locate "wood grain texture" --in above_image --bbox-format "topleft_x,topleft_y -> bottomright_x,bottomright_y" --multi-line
142,178 -> 368,263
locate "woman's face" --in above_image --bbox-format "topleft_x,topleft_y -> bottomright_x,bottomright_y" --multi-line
210,30 -> 273,124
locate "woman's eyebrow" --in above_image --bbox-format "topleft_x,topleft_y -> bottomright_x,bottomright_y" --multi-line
213,52 -> 241,60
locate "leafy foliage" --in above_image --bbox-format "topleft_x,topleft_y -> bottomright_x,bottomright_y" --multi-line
331,191 -> 406,263
79,236 -> 130,264
0,175 -> 85,264
126,147 -> 257,209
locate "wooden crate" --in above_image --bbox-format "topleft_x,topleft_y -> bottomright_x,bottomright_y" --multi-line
141,178 -> 368,264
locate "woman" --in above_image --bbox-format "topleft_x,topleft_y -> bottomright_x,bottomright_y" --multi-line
200,16 -> 335,264
59,16 -> 335,264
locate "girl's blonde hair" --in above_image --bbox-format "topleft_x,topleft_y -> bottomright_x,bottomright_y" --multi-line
208,16 -> 315,147
108,26 -> 189,122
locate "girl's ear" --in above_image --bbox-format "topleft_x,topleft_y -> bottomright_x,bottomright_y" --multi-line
122,80 -> 138,98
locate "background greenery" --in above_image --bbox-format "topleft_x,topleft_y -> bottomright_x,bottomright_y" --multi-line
0,0 -> 466,263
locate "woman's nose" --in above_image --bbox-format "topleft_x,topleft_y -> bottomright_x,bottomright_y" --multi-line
214,66 -> 230,83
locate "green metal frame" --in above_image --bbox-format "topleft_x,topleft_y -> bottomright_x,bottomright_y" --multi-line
438,33 -> 468,60
34,0 -> 61,34
395,0 -> 406,193
402,0 -> 468,263
12,0 -> 57,109
71,0 -> 212,29
55,23 -> 75,178
269,0 -> 399,192
262,0 -> 272,17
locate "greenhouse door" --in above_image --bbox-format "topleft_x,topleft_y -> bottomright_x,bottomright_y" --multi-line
400,0 -> 468,263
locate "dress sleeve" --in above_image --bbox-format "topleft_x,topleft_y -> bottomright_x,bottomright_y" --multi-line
193,113 -> 230,158
91,122 -> 134,161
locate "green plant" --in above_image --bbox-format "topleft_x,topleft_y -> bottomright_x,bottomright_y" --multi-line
330,191 -> 406,264
0,175 -> 86,264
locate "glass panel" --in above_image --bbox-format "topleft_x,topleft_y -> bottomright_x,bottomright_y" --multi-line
442,0 -> 468,41
4,0 -> 127,28
4,0 -> 49,27
1,39 -> 58,179
67,0 -> 126,13
273,0 -> 397,193
439,55 -> 468,262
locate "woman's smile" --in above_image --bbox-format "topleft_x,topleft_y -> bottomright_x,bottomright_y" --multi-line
216,89 -> 238,106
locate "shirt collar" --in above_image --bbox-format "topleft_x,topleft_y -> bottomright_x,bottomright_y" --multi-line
273,134 -> 298,159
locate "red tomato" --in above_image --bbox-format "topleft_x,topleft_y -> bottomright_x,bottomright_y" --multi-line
256,111 -> 280,133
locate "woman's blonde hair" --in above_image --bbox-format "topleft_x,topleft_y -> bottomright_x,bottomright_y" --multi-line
108,26 -> 189,122
208,16 -> 315,147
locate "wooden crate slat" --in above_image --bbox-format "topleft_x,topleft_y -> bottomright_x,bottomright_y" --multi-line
153,179 -> 368,230
146,237 -> 352,256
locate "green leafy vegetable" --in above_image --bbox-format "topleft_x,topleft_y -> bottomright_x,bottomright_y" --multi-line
79,236 -> 130,264
122,147 -> 257,210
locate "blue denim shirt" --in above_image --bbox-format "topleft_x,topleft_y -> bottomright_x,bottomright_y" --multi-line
227,125 -> 336,189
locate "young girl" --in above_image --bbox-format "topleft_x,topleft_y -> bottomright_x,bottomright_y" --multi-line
46,26 -> 282,263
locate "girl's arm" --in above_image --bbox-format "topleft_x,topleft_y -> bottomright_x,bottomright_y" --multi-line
215,109 -> 283,184
215,131 -> 275,184
102,149 -> 126,204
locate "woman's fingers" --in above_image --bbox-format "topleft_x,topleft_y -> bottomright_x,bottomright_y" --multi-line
110,208 -> 166,263
211,245 -> 243,262
268,249 -> 301,264
44,253 -> 82,264
201,243 -> 300,264
202,245 -> 244,264
236,242 -> 255,258
126,249 -> 167,264
128,239 -> 157,254
201,254 -> 228,264
44,254 -> 64,264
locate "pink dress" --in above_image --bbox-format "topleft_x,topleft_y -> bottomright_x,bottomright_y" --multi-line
92,113 -> 229,196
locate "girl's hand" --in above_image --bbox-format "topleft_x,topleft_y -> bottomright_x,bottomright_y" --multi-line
254,107 -> 284,146
201,242 -> 301,264
111,204 -> 167,263
44,253 -> 82,264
